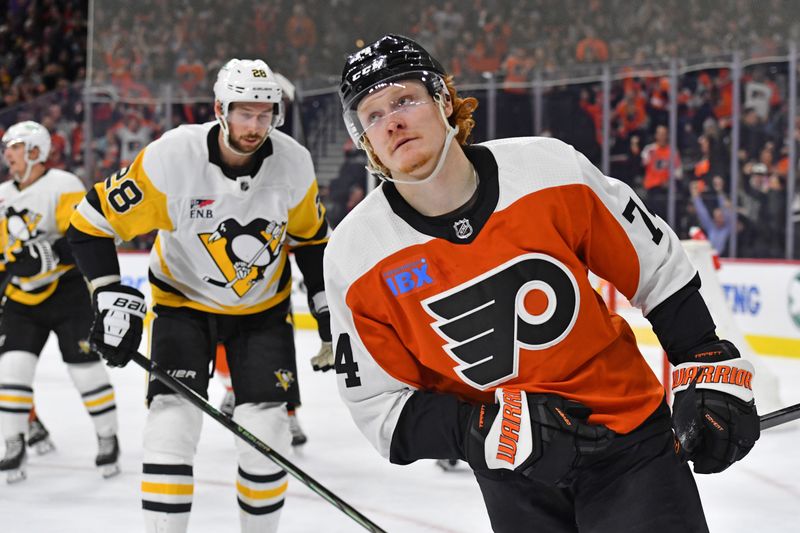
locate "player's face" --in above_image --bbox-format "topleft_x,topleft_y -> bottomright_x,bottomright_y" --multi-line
2,143 -> 28,177
357,80 -> 450,178
227,102 -> 274,153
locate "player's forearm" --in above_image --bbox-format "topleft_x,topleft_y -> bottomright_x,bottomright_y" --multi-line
388,390 -> 473,465
644,272 -> 718,365
65,225 -> 121,287
293,241 -> 326,298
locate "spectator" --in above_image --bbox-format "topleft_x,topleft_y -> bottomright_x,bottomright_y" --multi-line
690,177 -> 735,255
642,125 -> 682,220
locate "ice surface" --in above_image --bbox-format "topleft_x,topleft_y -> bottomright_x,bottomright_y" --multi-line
0,331 -> 797,532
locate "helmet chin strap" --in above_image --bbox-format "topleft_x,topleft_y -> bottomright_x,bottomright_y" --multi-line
216,114 -> 271,157
365,95 -> 458,185
13,153 -> 38,187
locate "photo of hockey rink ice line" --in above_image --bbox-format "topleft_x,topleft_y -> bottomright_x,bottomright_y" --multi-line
1,330 -> 798,532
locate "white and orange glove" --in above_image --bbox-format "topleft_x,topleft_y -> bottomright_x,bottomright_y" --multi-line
671,340 -> 760,474
464,389 -> 614,487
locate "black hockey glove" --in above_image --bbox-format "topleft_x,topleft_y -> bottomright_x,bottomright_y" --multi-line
465,389 -> 615,487
90,283 -> 147,368
5,240 -> 58,278
671,340 -> 760,474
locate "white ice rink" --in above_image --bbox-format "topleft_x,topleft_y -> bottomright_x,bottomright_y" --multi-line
1,330 -> 798,532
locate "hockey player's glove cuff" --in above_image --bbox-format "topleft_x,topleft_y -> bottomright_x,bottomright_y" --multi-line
90,283 -> 146,368
671,340 -> 760,474
464,389 -> 614,487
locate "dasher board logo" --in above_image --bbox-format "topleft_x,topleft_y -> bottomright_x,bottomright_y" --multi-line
1,206 -> 43,259
199,217 -> 287,297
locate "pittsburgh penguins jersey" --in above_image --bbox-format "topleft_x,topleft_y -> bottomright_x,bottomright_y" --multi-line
324,137 -> 705,460
0,169 -> 86,305
70,122 -> 329,314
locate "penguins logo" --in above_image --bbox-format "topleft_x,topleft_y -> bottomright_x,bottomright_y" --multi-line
274,369 -> 295,392
199,218 -> 287,297
1,206 -> 43,260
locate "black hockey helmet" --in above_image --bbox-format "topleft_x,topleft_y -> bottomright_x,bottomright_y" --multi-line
339,34 -> 447,143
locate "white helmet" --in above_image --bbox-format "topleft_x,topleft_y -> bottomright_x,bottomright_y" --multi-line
214,59 -> 284,155
2,120 -> 51,165
2,121 -> 51,184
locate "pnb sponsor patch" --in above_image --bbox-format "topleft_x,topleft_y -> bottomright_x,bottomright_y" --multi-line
382,257 -> 434,297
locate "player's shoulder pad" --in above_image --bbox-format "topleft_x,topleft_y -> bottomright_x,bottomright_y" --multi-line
136,122 -> 212,191
269,128 -> 311,158
478,136 -> 584,190
41,168 -> 86,192
325,184 -> 426,286
267,129 -> 315,189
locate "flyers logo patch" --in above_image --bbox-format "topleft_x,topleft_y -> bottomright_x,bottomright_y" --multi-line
422,253 -> 579,390
199,217 -> 287,297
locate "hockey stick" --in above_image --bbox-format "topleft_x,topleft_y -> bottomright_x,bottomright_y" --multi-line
760,402 -> 800,431
130,352 -> 387,533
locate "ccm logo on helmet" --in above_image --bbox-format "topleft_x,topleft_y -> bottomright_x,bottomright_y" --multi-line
351,58 -> 387,81
422,253 -> 580,390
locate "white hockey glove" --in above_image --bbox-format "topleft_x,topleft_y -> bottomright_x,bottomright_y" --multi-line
90,283 -> 147,368
6,240 -> 58,278
311,342 -> 333,372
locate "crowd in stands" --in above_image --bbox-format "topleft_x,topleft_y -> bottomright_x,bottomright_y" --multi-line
2,0 -> 800,257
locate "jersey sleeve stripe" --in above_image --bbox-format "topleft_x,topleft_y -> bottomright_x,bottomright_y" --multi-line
286,218 -> 329,244
70,203 -> 115,238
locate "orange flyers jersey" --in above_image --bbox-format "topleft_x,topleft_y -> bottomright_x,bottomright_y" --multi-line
0,169 -> 85,305
324,137 -> 696,459
70,122 -> 329,314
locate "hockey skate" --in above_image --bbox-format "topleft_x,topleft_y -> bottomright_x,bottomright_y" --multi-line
219,389 -> 235,417
288,412 -> 307,446
436,459 -> 462,472
95,435 -> 120,478
1,434 -> 27,484
28,415 -> 56,455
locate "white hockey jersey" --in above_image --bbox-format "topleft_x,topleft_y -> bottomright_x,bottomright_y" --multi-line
324,137 -> 698,458
0,169 -> 86,305
70,122 -> 329,314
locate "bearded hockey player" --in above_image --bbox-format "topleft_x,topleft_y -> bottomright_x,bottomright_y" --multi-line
67,59 -> 331,533
0,121 -> 121,483
324,35 -> 760,532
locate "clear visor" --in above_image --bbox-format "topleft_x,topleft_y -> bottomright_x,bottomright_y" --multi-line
343,77 -> 440,144
226,104 -> 278,128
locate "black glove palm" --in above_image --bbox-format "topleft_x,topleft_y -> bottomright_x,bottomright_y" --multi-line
90,283 -> 147,367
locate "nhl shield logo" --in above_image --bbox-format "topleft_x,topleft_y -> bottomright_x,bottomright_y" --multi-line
453,218 -> 473,240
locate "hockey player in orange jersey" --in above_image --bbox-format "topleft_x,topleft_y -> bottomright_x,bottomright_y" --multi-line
324,35 -> 761,532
